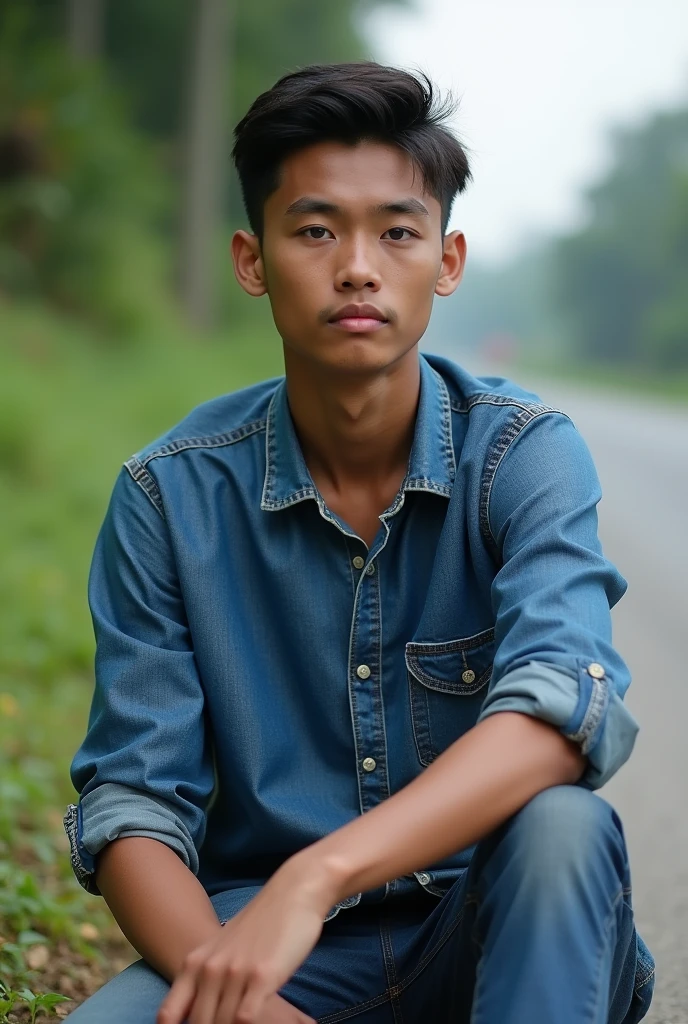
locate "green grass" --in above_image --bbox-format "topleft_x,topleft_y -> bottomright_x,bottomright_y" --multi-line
0,301 -> 283,1017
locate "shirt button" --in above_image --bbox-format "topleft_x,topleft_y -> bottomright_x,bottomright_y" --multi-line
587,662 -> 606,679
352,555 -> 365,570
462,669 -> 476,684
356,664 -> 371,680
417,872 -> 431,885
365,563 -> 376,575
362,757 -> 376,772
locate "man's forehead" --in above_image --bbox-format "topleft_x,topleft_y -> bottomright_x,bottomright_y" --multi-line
268,140 -> 437,211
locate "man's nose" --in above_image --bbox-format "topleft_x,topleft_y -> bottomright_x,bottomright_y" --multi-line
334,239 -> 381,291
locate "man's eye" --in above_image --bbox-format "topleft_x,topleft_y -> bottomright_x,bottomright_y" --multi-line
301,226 -> 333,239
383,227 -> 414,241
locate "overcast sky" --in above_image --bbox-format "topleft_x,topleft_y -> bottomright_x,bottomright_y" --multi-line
366,0 -> 688,264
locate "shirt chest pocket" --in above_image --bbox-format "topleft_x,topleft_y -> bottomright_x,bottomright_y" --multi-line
405,628 -> 496,767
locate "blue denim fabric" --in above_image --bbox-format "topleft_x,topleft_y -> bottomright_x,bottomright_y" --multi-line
66,787 -> 655,1023
66,353 -> 640,914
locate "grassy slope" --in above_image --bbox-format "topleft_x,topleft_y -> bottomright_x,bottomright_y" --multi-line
0,303 -> 282,1017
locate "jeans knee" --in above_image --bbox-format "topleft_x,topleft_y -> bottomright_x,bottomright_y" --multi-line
494,785 -> 628,892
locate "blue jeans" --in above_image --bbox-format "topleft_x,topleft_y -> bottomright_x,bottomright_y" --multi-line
68,786 -> 655,1023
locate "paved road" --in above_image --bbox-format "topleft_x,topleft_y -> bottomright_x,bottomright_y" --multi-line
513,375 -> 688,1024
428,340 -> 687,1019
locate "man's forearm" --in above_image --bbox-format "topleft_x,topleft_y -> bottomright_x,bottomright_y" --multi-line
297,712 -> 587,907
95,836 -> 221,981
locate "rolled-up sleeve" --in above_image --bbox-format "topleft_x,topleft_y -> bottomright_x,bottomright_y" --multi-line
64,464 -> 215,894
476,411 -> 639,790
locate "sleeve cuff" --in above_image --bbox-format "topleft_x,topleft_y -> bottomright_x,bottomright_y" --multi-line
63,783 -> 200,895
477,660 -> 639,789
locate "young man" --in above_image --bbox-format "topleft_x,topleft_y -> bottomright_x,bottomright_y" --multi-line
65,63 -> 655,1024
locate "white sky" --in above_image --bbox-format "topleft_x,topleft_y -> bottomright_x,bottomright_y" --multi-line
365,0 -> 688,263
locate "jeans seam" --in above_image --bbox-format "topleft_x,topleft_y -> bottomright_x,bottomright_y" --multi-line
379,920 -> 405,1024
587,886 -> 625,1024
391,903 -> 468,994
316,989 -> 392,1023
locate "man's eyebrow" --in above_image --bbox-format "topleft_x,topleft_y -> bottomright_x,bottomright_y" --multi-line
283,197 -> 430,217
371,199 -> 429,217
284,197 -> 341,216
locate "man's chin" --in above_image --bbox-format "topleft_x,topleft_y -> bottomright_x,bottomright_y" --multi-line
285,333 -> 420,375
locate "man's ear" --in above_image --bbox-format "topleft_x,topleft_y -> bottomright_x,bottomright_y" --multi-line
435,230 -> 467,297
231,230 -> 267,297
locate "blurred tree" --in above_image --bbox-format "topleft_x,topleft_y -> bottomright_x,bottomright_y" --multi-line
553,107 -> 688,370
66,0 -> 104,60
180,0 -> 232,328
0,5 -> 168,334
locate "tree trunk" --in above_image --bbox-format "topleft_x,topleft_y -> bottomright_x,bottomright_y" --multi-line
180,0 -> 232,330
66,0 -> 105,60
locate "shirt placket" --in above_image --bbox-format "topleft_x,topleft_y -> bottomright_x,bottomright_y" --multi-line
316,492 -> 406,904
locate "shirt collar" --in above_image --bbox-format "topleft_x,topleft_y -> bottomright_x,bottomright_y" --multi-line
260,353 -> 455,512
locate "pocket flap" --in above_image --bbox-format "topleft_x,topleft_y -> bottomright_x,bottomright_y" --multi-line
405,628 -> 496,694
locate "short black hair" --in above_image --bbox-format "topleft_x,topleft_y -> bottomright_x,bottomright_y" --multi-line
232,62 -> 472,238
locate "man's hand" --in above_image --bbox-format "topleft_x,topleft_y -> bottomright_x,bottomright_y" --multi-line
239,993 -> 315,1024
157,852 -> 335,1024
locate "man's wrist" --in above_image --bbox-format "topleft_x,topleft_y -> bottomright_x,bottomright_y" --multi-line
281,843 -> 355,913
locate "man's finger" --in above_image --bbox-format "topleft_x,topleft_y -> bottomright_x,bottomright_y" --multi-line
157,971 -> 197,1024
187,960 -> 225,1024
234,981 -> 273,1024
214,977 -> 249,1023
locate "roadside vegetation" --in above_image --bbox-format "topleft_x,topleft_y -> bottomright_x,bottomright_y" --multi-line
0,305 -> 281,1018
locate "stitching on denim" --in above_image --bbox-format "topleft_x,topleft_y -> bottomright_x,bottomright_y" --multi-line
406,657 -> 492,696
262,488 -> 318,511
479,408 -> 569,560
124,455 -> 165,518
379,920 -> 405,1024
564,676 -> 609,754
347,544 -> 368,818
588,888 -> 625,1024
433,367 -> 456,483
405,629 -> 496,656
139,418 -> 266,467
635,964 -> 656,990
408,667 -> 429,768
317,988 -> 392,1023
63,803 -> 98,894
375,566 -> 392,804
318,903 -> 469,1022
404,479 -> 452,497
391,902 -> 468,993
260,392 -> 277,509
449,393 -> 563,416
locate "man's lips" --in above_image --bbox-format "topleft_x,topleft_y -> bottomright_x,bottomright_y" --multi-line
327,304 -> 389,333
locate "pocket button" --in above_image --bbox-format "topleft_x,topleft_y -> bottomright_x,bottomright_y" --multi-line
462,669 -> 476,684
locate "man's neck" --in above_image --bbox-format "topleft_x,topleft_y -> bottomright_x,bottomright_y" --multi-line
283,348 -> 421,495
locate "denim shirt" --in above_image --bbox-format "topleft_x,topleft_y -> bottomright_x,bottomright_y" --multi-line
64,353 -> 639,920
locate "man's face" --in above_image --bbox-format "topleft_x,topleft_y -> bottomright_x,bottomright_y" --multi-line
232,140 -> 466,375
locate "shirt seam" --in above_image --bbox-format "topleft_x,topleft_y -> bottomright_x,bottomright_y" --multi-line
138,418 -> 267,466
480,407 -> 572,559
449,393 -> 562,416
123,418 -> 267,519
